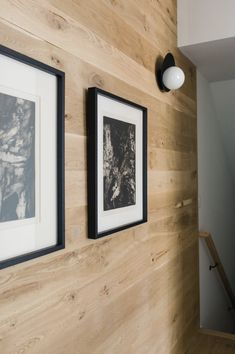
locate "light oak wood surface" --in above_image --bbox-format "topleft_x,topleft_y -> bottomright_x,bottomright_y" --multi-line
0,0 -> 223,353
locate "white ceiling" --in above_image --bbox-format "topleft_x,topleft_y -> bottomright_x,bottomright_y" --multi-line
178,0 -> 235,47
178,1 -> 235,179
180,37 -> 235,82
178,0 -> 235,82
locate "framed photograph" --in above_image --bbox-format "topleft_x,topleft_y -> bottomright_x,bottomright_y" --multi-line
87,87 -> 147,239
0,45 -> 65,269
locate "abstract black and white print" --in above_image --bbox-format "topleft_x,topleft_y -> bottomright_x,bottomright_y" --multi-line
0,92 -> 35,223
103,116 -> 136,211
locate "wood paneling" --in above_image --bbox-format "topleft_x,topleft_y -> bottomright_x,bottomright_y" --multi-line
0,0 -> 205,353
187,331 -> 235,354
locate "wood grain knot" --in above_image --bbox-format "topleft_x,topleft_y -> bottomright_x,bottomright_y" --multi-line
90,73 -> 104,88
68,292 -> 77,301
65,113 -> 73,121
166,8 -> 175,24
100,285 -> 110,296
151,250 -> 168,263
79,311 -> 86,320
143,16 -> 150,32
47,11 -> 68,31
109,0 -> 118,6
10,320 -> 16,328
62,291 -> 78,304
51,55 -> 61,66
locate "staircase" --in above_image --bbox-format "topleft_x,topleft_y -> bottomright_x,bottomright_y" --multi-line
199,231 -> 235,334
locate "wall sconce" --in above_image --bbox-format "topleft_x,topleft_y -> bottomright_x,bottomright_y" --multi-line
157,53 -> 185,92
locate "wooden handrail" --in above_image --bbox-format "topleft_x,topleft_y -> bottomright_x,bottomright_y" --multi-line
199,231 -> 235,309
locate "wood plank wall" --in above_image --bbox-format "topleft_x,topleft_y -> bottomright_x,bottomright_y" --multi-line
188,331 -> 235,354
0,0 -> 202,353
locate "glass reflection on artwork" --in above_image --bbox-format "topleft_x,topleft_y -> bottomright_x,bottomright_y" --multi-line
0,92 -> 35,222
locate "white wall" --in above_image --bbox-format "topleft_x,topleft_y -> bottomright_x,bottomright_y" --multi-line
177,1 -> 235,83
198,71 -> 235,332
211,79 -> 235,183
178,0 -> 235,47
178,1 -> 235,331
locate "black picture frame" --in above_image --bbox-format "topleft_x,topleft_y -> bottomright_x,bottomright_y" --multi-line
87,87 -> 147,239
0,45 -> 65,269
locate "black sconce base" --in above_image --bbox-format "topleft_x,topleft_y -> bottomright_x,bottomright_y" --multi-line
157,53 -> 175,92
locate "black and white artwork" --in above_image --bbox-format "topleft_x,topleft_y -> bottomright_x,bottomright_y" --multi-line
103,116 -> 136,211
87,87 -> 147,239
0,92 -> 35,223
0,44 -> 65,270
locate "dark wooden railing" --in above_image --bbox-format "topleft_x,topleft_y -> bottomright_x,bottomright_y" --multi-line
199,231 -> 235,309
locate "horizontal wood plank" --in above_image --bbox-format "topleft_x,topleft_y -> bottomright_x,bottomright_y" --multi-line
0,0 -> 203,353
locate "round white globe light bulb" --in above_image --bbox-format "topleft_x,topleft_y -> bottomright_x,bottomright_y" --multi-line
162,66 -> 185,90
